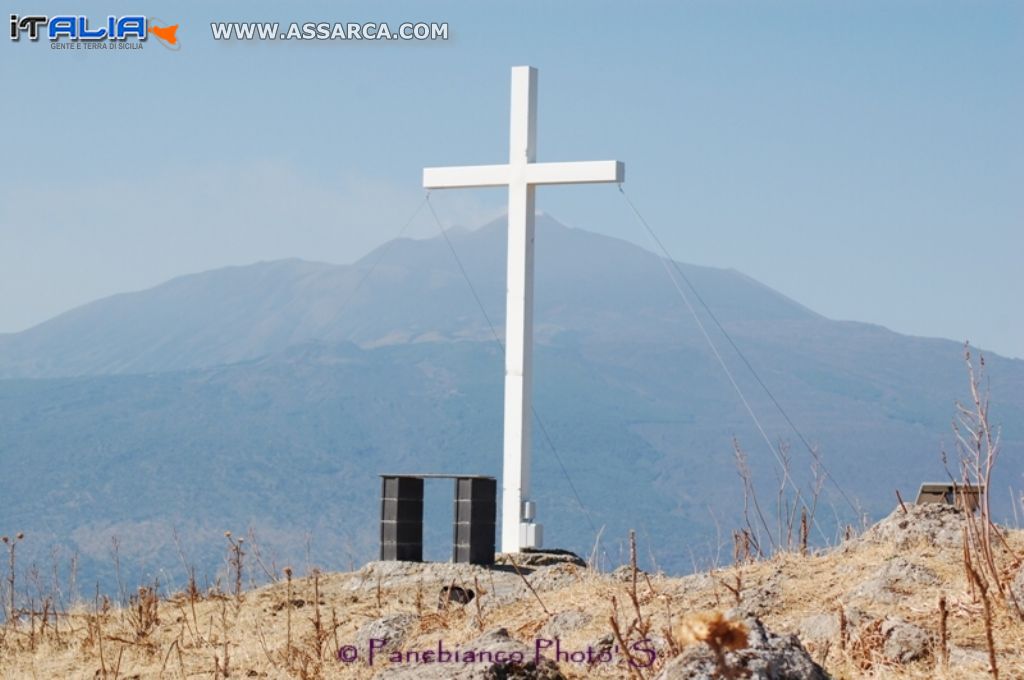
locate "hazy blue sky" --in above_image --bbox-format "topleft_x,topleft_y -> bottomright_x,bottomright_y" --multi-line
2,1 -> 1021,356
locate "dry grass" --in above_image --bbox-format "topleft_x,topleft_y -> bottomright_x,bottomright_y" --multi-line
0,512 -> 1022,679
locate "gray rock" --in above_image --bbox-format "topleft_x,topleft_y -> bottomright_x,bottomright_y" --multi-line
1012,565 -> 1024,606
846,557 -> 939,604
539,610 -> 592,640
356,614 -> 418,656
610,564 -> 649,582
654,617 -> 829,680
881,617 -> 931,663
797,606 -> 870,643
660,572 -> 717,599
796,613 -> 838,643
845,607 -> 870,628
528,563 -> 584,592
496,549 -> 587,568
949,645 -> 989,667
855,503 -> 963,549
373,627 -> 565,679
738,569 -> 784,618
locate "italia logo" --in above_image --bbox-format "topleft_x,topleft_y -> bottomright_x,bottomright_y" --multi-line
9,15 -> 179,48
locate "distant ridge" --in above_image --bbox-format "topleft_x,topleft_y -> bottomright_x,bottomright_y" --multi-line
0,215 -> 820,379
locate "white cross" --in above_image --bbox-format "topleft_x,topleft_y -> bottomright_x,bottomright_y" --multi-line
423,66 -> 625,553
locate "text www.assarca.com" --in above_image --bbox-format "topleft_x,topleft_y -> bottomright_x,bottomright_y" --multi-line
210,21 -> 448,41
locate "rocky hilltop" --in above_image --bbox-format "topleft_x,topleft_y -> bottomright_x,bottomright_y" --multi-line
2,503 -> 1022,679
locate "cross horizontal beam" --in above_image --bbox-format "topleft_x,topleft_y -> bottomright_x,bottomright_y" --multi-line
423,160 -> 624,190
527,160 -> 624,185
422,164 -> 509,189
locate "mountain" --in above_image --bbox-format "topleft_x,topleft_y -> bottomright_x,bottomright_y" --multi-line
1,216 -> 1022,589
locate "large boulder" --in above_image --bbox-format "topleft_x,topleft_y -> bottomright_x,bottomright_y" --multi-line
796,607 -> 867,644
737,568 -> 784,618
795,613 -> 838,643
655,617 -> 829,680
495,549 -> 587,568
845,556 -> 939,605
539,610 -> 592,640
881,617 -> 931,663
356,614 -> 419,657
854,503 -> 963,549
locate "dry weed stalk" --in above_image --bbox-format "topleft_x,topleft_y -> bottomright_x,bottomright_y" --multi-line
281,569 -> 336,680
311,569 -> 323,645
473,575 -> 485,630
962,526 -> 977,601
608,596 -> 644,680
945,346 -> 1023,622
308,569 -> 329,663
732,530 -> 753,565
660,596 -> 680,659
218,598 -> 231,678
733,439 -> 774,554
112,645 -> 124,678
967,564 -> 999,678
159,638 -> 180,677
627,530 -> 651,639
732,437 -> 826,560
127,583 -> 160,641
253,618 -> 279,673
94,585 -> 109,678
507,553 -> 549,615
187,567 -> 200,639
719,574 -> 743,607
2,532 -> 24,624
799,508 -> 809,556
246,527 -> 279,584
775,441 -> 798,549
284,566 -> 294,663
938,595 -> 949,668
837,604 -> 847,652
375,572 -> 382,613
604,530 -> 660,677
588,524 -> 606,572
895,489 -> 909,514
224,531 -> 245,603
329,607 -> 341,662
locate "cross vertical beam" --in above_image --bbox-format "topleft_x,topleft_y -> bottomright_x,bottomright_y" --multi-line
502,66 -> 538,555
423,66 -> 624,553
